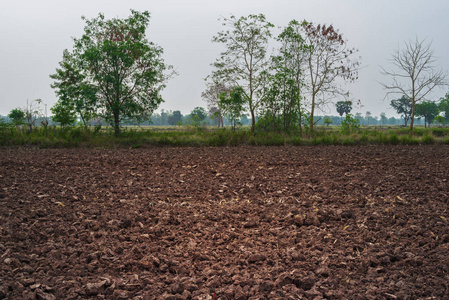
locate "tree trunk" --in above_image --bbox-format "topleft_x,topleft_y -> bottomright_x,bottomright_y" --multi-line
80,113 -> 88,129
250,109 -> 255,133
113,110 -> 121,136
409,100 -> 415,131
310,93 -> 315,132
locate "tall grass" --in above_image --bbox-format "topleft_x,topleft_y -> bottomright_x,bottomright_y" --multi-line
1,125 -> 449,148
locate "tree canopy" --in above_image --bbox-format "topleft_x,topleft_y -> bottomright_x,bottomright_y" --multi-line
415,101 -> 440,128
211,14 -> 274,132
8,108 -> 25,125
51,10 -> 173,135
390,96 -> 412,126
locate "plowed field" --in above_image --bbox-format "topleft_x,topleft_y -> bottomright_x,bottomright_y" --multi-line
1,146 -> 448,299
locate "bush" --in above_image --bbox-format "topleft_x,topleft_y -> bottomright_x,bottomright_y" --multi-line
340,114 -> 360,134
431,127 -> 446,137
422,133 -> 435,144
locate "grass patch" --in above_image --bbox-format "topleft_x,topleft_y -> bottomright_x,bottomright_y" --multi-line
2,125 -> 449,148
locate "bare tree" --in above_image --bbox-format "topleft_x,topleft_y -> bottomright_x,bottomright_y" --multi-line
301,21 -> 361,131
381,38 -> 447,130
201,80 -> 231,127
24,99 -> 43,133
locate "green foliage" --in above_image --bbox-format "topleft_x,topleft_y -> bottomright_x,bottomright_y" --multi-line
431,127 -> 446,137
340,114 -> 360,134
188,107 -> 207,126
323,116 -> 333,126
259,19 -> 305,134
190,107 -> 207,122
168,111 -> 183,125
335,101 -> 352,117
390,96 -> 412,126
2,124 -> 449,148
438,93 -> 449,123
51,101 -> 77,127
422,133 -> 435,144
211,14 -> 274,132
8,108 -> 25,125
415,101 -> 440,128
434,115 -> 447,126
219,87 -> 246,131
51,10 -> 172,136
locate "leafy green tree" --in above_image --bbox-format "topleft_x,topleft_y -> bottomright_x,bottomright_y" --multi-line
391,96 -> 412,126
301,21 -> 360,131
50,50 -> 97,128
415,101 -> 440,128
219,87 -> 246,131
274,20 -> 307,134
439,93 -> 449,123
335,101 -> 352,122
260,65 -> 300,133
211,14 -> 274,132
51,10 -> 172,135
51,100 -> 77,127
8,108 -> 25,125
323,116 -> 333,126
189,107 -> 207,125
259,20 -> 307,134
341,114 -> 360,134
381,38 -> 447,130
168,110 -> 183,125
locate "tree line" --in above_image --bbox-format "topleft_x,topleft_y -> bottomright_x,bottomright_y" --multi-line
4,11 -> 448,135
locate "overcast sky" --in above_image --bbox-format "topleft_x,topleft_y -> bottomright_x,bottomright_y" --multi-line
1,0 -> 448,118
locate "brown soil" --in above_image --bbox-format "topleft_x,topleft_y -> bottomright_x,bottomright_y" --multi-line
1,145 -> 448,299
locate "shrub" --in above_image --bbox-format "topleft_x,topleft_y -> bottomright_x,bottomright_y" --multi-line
340,114 -> 360,134
422,133 -> 435,144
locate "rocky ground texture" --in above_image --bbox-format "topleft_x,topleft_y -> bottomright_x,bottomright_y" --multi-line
1,145 -> 448,299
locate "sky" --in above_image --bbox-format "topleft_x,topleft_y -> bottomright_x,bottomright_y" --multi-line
1,0 -> 449,118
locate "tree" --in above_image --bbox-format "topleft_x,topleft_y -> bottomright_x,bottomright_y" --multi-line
24,99 -> 43,133
381,37 -> 447,130
439,93 -> 449,123
51,100 -> 77,127
168,110 -> 182,125
202,81 -> 231,128
219,87 -> 246,131
259,65 -> 300,133
51,10 -> 173,135
50,50 -> 97,128
8,108 -> 25,126
189,107 -> 207,125
390,96 -> 412,126
415,101 -> 440,128
301,21 -> 360,131
274,20 -> 307,134
335,101 -> 352,122
211,14 -> 274,132
380,112 -> 387,126
365,111 -> 372,125
323,116 -> 333,126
